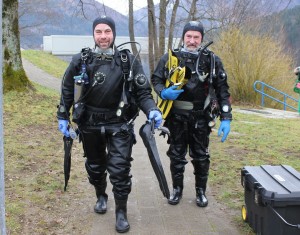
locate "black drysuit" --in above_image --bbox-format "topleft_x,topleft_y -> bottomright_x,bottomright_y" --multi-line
57,48 -> 158,200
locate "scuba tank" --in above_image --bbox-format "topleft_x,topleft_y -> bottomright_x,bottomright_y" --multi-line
72,48 -> 90,125
73,48 -> 91,103
73,62 -> 89,103
74,78 -> 83,103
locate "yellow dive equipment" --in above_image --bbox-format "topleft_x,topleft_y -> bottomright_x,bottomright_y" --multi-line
157,49 -> 188,119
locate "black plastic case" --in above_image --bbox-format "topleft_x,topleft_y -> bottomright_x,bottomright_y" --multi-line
241,165 -> 300,235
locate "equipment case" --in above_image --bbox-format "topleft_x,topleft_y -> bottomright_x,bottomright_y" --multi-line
241,165 -> 300,235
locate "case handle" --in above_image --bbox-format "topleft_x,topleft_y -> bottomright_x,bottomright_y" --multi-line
268,205 -> 300,229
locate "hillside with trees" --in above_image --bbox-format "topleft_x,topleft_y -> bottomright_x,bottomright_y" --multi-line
19,0 -> 148,49
5,0 -> 299,104
258,5 -> 300,65
19,0 -> 300,65
19,1 -> 300,45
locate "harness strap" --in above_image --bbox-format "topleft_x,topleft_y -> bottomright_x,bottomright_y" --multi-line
117,50 -> 133,118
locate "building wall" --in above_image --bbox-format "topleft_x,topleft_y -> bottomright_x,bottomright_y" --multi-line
43,35 -> 151,55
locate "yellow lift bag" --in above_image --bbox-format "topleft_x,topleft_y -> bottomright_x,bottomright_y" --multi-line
157,49 -> 188,119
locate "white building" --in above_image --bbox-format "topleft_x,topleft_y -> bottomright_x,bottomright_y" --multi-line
43,35 -> 181,55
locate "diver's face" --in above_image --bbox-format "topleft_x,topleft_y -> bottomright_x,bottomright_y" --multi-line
183,31 -> 202,52
94,24 -> 114,49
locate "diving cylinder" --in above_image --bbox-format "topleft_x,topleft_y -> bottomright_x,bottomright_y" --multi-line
74,77 -> 83,103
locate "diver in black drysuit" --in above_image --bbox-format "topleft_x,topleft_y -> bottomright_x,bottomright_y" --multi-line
57,16 -> 162,233
151,21 -> 232,207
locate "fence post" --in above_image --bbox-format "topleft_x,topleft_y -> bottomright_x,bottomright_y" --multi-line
298,94 -> 300,116
296,69 -> 300,115
260,83 -> 265,107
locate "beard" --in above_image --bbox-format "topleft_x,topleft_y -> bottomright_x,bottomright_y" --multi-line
94,46 -> 114,55
183,44 -> 201,53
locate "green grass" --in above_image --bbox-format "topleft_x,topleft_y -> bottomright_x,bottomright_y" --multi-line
21,50 -> 68,78
209,111 -> 300,234
4,50 -> 300,234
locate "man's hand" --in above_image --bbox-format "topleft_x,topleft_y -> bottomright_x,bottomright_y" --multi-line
218,120 -> 231,142
148,110 -> 163,128
161,85 -> 184,100
58,119 -> 70,137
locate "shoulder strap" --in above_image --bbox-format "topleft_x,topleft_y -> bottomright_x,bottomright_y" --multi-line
81,47 -> 92,62
75,47 -> 92,85
120,49 -> 131,80
116,49 -> 133,117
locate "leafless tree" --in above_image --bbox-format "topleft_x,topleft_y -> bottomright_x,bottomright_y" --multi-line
196,0 -> 294,30
128,0 -> 141,60
166,0 -> 294,45
147,0 -> 159,75
176,0 -> 198,46
158,0 -> 169,56
167,0 -> 180,50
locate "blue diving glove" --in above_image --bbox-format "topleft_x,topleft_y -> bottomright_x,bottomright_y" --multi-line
58,119 -> 70,137
148,110 -> 163,128
161,85 -> 184,100
218,120 -> 231,142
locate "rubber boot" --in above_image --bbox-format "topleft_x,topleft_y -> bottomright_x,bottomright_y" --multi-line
93,175 -> 108,214
168,186 -> 183,205
94,192 -> 108,214
192,159 -> 209,207
169,159 -> 185,205
115,199 -> 130,233
196,187 -> 208,207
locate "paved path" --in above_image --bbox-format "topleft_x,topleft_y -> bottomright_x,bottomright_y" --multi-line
22,58 -> 61,92
235,107 -> 299,119
23,58 -> 241,235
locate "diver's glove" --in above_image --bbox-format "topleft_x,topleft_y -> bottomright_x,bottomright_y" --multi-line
58,119 -> 70,137
218,120 -> 231,142
161,85 -> 184,100
148,110 -> 163,128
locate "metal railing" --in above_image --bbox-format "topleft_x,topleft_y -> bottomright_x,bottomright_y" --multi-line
253,80 -> 298,112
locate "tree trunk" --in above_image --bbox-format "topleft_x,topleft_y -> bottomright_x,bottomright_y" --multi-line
168,0 -> 179,50
178,0 -> 198,46
147,0 -> 158,75
189,0 -> 198,20
2,0 -> 32,92
128,0 -> 141,61
158,0 -> 167,57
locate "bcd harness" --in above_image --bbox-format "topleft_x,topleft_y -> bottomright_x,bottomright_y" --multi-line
71,46 -> 139,126
158,41 -> 220,127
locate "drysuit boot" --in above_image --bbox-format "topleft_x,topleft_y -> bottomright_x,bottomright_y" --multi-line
94,184 -> 108,214
168,186 -> 183,205
192,159 -> 209,207
115,199 -> 130,233
196,187 -> 208,207
94,194 -> 108,214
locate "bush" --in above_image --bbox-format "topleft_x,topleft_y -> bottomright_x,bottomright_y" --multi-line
212,27 -> 296,109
